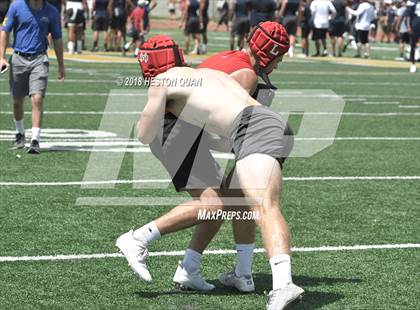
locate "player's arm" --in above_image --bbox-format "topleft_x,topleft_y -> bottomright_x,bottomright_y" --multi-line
137,86 -> 167,144
82,0 -> 89,15
278,0 -> 287,20
0,2 -> 16,69
108,0 -> 114,17
230,68 -> 258,94
49,9 -> 65,81
230,0 -> 236,22
149,0 -> 157,11
180,0 -> 188,28
329,1 -> 336,19
199,0 -> 207,25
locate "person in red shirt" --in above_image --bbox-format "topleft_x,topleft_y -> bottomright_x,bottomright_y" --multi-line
173,21 -> 292,293
123,0 -> 146,56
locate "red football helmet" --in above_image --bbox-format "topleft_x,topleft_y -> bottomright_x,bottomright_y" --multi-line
248,22 -> 290,69
137,35 -> 185,79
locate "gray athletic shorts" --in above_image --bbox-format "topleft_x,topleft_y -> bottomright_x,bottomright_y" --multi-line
149,113 -> 224,192
9,53 -> 49,97
229,105 -> 294,168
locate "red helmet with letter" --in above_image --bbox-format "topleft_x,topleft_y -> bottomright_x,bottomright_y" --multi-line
248,21 -> 290,69
247,22 -> 289,89
137,35 -> 185,79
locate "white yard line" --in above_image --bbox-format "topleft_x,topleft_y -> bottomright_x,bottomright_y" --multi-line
399,105 -> 420,109
0,243 -> 418,262
1,176 -> 419,187
1,111 -> 419,116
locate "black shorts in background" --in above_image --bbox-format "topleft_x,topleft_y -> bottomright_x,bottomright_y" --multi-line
301,24 -> 310,38
330,21 -> 345,37
66,8 -> 85,26
111,15 -> 126,29
312,28 -> 327,40
400,32 -> 410,44
282,16 -> 297,36
92,15 -> 109,31
232,17 -> 250,36
355,30 -> 369,44
185,17 -> 200,35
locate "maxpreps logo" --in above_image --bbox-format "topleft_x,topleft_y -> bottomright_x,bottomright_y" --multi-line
138,53 -> 149,63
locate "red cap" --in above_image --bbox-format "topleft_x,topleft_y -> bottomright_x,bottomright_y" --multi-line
138,35 -> 185,78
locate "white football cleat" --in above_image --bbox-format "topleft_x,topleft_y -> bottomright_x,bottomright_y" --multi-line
173,261 -> 215,291
410,64 -> 417,73
218,271 -> 255,292
265,283 -> 304,310
116,230 -> 152,282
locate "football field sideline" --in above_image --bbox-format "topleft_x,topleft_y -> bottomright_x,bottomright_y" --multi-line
1,243 -> 419,263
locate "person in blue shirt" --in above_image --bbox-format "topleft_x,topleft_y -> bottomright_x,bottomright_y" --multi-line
406,0 -> 420,72
0,0 -> 64,154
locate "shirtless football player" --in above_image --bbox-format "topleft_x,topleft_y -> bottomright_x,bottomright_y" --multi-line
116,35 -> 303,309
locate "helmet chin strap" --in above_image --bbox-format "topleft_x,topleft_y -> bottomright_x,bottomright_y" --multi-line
256,65 -> 277,90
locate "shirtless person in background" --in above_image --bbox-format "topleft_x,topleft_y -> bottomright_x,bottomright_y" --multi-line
116,35 -> 303,309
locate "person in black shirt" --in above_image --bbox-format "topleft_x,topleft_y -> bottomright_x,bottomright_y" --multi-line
91,0 -> 109,51
330,0 -> 347,56
248,0 -> 276,29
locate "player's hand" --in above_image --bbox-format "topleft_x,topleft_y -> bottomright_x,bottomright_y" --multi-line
58,65 -> 65,82
178,22 -> 183,29
0,58 -> 10,73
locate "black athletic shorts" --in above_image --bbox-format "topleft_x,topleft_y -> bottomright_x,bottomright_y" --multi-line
185,17 -> 200,35
301,24 -> 310,38
330,21 -> 345,37
282,16 -> 297,36
400,32 -> 410,44
355,30 -> 369,44
66,8 -> 85,26
232,17 -> 250,36
92,15 -> 109,31
149,113 -> 224,192
230,106 -> 294,168
111,15 -> 126,29
312,28 -> 327,40
200,16 -> 209,33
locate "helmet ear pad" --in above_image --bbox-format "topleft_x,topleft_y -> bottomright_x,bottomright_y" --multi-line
138,35 -> 185,79
247,22 -> 290,69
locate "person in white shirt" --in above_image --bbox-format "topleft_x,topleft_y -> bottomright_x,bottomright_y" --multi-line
347,0 -> 377,58
310,0 -> 336,56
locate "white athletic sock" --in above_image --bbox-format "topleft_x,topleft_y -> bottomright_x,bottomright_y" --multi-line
76,40 -> 83,52
202,44 -> 207,52
134,47 -> 140,56
235,243 -> 254,276
31,127 -> 41,142
269,254 -> 292,290
15,120 -> 25,135
182,248 -> 202,274
68,41 -> 75,53
132,221 -> 161,246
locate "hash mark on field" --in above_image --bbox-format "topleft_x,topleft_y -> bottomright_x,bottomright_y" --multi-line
1,176 -> 419,187
0,244 -> 418,263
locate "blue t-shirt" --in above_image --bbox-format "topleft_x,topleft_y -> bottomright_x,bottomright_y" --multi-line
2,0 -> 61,54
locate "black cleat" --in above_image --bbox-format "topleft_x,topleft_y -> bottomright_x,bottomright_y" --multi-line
27,140 -> 40,154
15,133 -> 26,149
